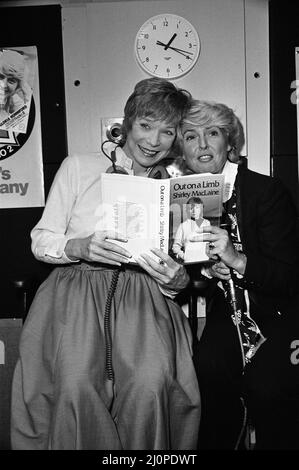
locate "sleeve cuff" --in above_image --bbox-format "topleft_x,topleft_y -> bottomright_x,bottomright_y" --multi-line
44,238 -> 80,264
158,285 -> 178,299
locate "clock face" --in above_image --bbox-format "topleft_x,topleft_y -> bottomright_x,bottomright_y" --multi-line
134,14 -> 200,79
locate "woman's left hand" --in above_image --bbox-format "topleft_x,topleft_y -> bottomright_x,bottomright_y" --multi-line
136,248 -> 190,292
207,261 -> 231,280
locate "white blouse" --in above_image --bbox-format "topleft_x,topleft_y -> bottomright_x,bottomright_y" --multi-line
31,149 -> 131,264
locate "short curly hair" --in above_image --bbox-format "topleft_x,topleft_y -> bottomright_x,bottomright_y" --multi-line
186,196 -> 203,205
121,77 -> 192,142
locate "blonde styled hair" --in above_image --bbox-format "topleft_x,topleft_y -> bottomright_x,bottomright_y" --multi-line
179,100 -> 245,161
0,49 -> 32,106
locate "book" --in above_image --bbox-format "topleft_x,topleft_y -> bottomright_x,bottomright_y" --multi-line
100,172 -> 225,264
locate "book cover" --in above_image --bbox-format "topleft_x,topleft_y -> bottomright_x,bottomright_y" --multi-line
100,172 -> 224,264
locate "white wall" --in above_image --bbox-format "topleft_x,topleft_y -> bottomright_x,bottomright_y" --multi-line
61,0 -> 269,174
244,0 -> 270,176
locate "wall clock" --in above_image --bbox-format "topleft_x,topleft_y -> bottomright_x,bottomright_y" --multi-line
134,13 -> 200,79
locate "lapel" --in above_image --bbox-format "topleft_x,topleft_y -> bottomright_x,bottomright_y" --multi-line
234,166 -> 259,255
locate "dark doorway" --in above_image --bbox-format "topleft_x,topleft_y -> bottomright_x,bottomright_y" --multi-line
269,0 -> 299,213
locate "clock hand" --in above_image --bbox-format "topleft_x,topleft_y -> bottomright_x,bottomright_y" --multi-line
157,42 -> 194,55
156,41 -> 193,59
165,47 -> 192,59
163,33 -> 177,50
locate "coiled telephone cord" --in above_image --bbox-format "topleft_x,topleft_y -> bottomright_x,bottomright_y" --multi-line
104,267 -> 121,383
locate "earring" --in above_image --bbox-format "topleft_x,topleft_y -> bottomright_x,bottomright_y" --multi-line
227,147 -> 239,163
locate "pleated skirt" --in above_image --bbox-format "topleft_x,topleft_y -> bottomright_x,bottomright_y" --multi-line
11,263 -> 200,450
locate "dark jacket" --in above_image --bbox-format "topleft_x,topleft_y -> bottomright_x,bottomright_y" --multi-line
212,165 -> 298,336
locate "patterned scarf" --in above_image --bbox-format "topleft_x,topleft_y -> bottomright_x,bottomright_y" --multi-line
221,187 -> 266,366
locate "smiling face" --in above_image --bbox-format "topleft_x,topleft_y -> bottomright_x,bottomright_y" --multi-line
187,203 -> 203,220
122,117 -> 176,175
181,124 -> 231,175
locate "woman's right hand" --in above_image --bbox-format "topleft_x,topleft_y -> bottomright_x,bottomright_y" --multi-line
64,231 -> 132,266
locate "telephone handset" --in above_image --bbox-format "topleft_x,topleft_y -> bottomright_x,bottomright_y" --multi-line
101,140 -> 171,179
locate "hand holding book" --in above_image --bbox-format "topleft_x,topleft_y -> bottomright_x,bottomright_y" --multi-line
65,230 -> 132,266
136,247 -> 190,295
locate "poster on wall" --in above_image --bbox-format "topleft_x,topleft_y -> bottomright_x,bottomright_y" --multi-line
0,45 -> 44,208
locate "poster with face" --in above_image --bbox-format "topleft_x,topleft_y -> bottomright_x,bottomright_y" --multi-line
0,46 -> 44,208
0,47 -> 35,134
